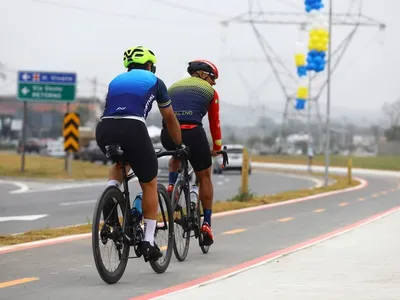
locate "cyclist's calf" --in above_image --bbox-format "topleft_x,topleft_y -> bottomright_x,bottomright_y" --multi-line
195,167 -> 213,211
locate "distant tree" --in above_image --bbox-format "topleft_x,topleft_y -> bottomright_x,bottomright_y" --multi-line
76,105 -> 91,126
382,99 -> 400,141
247,136 -> 261,148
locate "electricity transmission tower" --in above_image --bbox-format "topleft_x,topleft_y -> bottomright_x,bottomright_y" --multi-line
220,1 -> 386,153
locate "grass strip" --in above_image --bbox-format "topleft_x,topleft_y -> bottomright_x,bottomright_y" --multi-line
252,155 -> 400,171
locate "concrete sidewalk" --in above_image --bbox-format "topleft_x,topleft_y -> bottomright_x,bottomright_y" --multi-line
159,209 -> 400,300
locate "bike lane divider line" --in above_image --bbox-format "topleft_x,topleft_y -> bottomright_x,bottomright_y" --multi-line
222,229 -> 247,235
313,208 -> 326,213
278,217 -> 293,223
0,277 -> 39,289
132,205 -> 400,300
357,197 -> 365,202
339,202 -> 349,207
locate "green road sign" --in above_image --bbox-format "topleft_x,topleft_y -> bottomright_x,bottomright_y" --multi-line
17,71 -> 77,102
18,83 -> 76,102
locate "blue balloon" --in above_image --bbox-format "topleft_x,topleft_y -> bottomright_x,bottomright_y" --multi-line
314,56 -> 323,65
295,99 -> 306,110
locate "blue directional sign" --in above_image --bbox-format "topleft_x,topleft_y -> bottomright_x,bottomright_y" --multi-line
17,70 -> 77,102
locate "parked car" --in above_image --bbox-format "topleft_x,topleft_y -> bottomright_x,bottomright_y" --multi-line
213,144 -> 252,175
154,142 -> 194,182
81,140 -> 110,165
44,140 -> 65,158
16,137 -> 46,154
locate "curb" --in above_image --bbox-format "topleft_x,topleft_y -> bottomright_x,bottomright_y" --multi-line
0,177 -> 368,255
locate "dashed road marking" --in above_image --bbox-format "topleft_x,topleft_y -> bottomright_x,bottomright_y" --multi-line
357,197 -> 365,201
59,199 -> 97,206
391,188 -> 397,192
278,217 -> 293,222
381,191 -> 388,195
339,202 -> 348,207
222,228 -> 247,235
0,277 -> 39,289
313,208 -> 326,213
372,193 -> 379,198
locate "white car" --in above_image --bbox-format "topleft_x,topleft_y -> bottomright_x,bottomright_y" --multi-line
212,144 -> 252,175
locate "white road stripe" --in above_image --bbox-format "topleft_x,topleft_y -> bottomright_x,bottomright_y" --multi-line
0,214 -> 48,222
0,180 -> 30,194
59,199 -> 97,206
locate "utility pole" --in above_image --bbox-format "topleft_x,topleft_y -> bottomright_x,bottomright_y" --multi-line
221,1 -> 386,183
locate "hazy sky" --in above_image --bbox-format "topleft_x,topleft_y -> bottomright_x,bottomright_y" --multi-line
1,0 -> 397,123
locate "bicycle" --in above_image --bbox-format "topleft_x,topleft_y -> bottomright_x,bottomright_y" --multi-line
91,144 -> 180,284
171,150 -> 228,261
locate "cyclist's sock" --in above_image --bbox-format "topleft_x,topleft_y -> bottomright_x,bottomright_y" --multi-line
168,172 -> 178,185
107,180 -> 121,188
143,218 -> 156,246
203,209 -> 212,226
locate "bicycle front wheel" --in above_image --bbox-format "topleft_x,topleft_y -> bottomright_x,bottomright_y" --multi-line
172,179 -> 191,262
149,183 -> 175,274
92,186 -> 130,284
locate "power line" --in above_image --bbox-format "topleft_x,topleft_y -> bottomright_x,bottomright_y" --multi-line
149,0 -> 229,18
30,0 -> 221,24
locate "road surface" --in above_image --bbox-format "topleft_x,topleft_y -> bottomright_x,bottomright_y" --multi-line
0,170 -> 317,234
0,174 -> 398,300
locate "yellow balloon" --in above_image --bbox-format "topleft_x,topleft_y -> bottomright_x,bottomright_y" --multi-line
321,44 -> 328,52
295,54 -> 306,66
297,87 -> 308,99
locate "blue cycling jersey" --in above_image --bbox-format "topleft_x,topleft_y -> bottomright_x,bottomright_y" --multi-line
101,69 -> 171,120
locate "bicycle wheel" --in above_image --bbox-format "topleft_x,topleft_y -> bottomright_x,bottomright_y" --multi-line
172,179 -> 191,262
196,193 -> 210,254
149,183 -> 175,273
92,186 -> 130,284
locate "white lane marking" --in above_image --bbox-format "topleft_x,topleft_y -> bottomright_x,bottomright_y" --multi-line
253,170 -> 324,188
217,181 -> 224,186
224,178 -> 230,182
0,214 -> 48,222
9,180 -> 134,194
59,199 -> 97,206
0,180 -> 30,194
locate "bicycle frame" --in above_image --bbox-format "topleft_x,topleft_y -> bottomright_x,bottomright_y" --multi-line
111,149 -> 178,247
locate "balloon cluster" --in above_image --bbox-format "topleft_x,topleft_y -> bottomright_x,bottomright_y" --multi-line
293,0 -> 330,110
294,45 -> 308,110
305,0 -> 324,12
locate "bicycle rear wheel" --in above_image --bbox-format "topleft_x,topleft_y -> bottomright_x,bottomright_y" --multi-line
171,179 -> 191,262
149,183 -> 175,273
195,193 -> 210,254
92,186 -> 130,284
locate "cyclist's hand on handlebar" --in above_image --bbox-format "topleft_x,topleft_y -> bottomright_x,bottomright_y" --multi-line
176,143 -> 191,159
210,149 -> 220,157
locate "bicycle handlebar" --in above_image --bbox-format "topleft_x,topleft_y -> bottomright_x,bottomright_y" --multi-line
216,150 -> 229,169
156,150 -> 178,158
156,149 -> 228,169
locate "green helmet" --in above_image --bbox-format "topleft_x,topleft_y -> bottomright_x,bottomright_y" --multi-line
123,46 -> 157,69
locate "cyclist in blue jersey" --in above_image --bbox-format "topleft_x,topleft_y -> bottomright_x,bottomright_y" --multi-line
95,46 -> 189,262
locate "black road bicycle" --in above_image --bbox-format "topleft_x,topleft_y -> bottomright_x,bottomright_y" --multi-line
91,144 -> 179,284
172,150 -> 228,261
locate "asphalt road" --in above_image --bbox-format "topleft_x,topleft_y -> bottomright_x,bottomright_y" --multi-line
0,175 -> 399,300
0,170 -> 317,234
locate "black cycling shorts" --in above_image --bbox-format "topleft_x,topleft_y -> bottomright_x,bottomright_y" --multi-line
95,118 -> 158,183
161,125 -> 211,172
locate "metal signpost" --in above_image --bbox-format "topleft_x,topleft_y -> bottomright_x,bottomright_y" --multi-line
17,71 -> 77,173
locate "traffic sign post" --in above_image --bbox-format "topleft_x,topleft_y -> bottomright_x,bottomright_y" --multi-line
17,70 -> 77,173
63,112 -> 80,176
